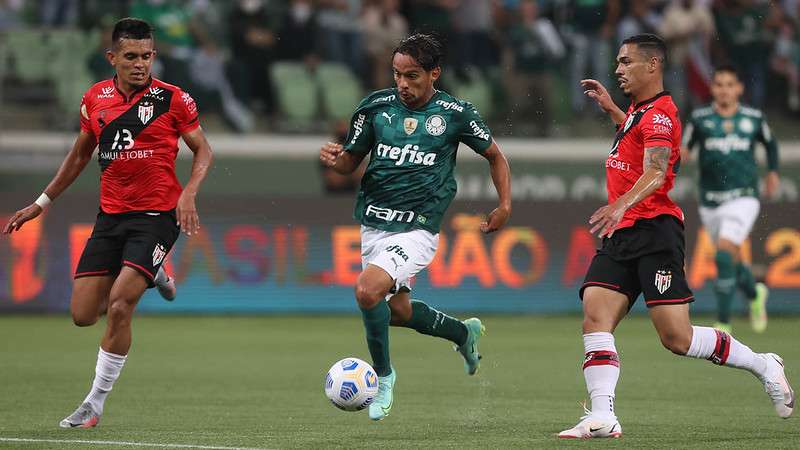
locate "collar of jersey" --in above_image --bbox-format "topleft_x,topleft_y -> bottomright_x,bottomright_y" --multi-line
112,76 -> 154,103
396,89 -> 442,112
633,90 -> 670,110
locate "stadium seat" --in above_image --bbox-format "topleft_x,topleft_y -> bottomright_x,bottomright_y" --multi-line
315,63 -> 362,120
6,30 -> 51,82
446,68 -> 493,120
270,61 -> 319,123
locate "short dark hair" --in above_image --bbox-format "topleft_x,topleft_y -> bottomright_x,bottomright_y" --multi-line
622,33 -> 667,66
713,64 -> 740,80
392,33 -> 444,72
111,18 -> 153,49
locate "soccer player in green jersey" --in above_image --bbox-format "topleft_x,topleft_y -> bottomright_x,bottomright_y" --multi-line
319,34 -> 512,421
682,66 -> 780,334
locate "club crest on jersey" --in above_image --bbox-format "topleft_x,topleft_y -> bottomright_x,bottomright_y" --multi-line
739,118 -> 754,133
723,120 -> 734,134
655,269 -> 672,294
138,102 -> 154,124
152,243 -> 166,266
404,117 -> 418,135
425,115 -> 446,136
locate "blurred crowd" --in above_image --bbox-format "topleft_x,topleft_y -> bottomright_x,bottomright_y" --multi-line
1,0 -> 799,134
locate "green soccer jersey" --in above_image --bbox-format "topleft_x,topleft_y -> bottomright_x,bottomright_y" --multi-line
683,105 -> 779,207
343,88 -> 493,233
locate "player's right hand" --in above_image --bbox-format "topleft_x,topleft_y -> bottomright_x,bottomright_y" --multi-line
3,204 -> 43,234
319,142 -> 343,168
581,79 -> 614,112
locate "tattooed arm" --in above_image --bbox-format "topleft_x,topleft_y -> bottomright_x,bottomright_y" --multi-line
589,146 -> 670,237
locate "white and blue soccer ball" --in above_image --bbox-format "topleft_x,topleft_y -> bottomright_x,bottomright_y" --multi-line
324,357 -> 379,411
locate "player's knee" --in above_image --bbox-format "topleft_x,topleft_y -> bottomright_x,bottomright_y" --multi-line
659,331 -> 691,355
71,311 -> 98,327
354,283 -> 385,309
106,298 -> 135,324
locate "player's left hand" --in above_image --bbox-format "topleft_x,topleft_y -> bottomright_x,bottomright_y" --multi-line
176,192 -> 199,236
589,200 -> 627,238
3,204 -> 43,234
480,206 -> 510,234
765,171 -> 780,200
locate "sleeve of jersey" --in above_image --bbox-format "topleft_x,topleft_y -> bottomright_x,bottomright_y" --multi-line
681,117 -> 697,150
79,91 -> 92,134
459,103 -> 493,154
759,117 -> 779,172
174,89 -> 200,134
641,108 -> 675,148
342,106 -> 375,155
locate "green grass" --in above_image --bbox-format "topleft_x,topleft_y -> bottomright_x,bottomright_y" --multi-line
0,315 -> 798,449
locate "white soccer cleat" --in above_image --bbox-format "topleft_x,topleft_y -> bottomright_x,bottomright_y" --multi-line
558,407 -> 622,439
758,353 -> 795,418
154,267 -> 176,301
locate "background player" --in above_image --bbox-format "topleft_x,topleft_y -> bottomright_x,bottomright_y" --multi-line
319,33 -> 511,421
3,18 -> 213,428
682,66 -> 779,334
558,34 -> 793,439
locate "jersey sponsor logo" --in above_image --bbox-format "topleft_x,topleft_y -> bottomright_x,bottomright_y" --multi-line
98,149 -> 155,160
469,120 -> 490,141
605,159 -> 630,171
652,113 -> 673,134
435,100 -> 464,112
138,101 -> 154,124
376,143 -> 437,166
739,117 -> 754,133
704,136 -> 750,154
425,115 -> 446,136
350,113 -> 366,144
152,243 -> 166,266
97,86 -> 115,99
372,94 -> 396,103
655,269 -> 672,294
181,92 -> 197,114
145,86 -> 165,101
382,112 -> 395,124
404,117 -> 418,135
365,204 -> 415,223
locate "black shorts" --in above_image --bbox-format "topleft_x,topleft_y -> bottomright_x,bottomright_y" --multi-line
75,209 -> 180,287
579,214 -> 694,309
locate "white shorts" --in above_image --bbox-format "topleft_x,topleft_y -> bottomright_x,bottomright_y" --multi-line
361,225 -> 439,294
699,196 -> 760,245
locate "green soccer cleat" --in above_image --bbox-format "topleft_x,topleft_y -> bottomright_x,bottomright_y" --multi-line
455,318 -> 485,375
750,282 -> 769,333
368,368 -> 396,421
713,322 -> 733,335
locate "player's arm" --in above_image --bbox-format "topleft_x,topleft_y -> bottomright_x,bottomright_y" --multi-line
3,130 -> 96,234
178,127 -> 214,236
320,143 -> 368,175
589,146 -> 670,238
758,118 -> 780,199
680,120 -> 696,162
479,140 -> 511,233
581,79 -> 627,125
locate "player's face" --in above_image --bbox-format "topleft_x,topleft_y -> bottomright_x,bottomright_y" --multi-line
711,72 -> 743,106
392,52 -> 440,108
614,44 -> 654,97
107,38 -> 156,89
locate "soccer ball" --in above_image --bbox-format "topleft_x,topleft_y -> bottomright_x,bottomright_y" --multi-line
324,357 -> 379,411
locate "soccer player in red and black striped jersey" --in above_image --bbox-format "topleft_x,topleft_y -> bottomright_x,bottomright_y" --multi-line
3,18 -> 213,428
558,34 -> 793,439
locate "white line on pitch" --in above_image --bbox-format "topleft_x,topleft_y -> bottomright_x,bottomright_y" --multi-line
0,437 -> 274,450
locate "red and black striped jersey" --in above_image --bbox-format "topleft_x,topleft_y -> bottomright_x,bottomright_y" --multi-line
605,92 -> 684,230
79,77 -> 200,214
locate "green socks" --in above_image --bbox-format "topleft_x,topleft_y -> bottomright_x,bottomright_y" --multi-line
736,262 -> 757,300
361,301 -> 392,377
402,300 -> 468,346
714,250 -> 736,324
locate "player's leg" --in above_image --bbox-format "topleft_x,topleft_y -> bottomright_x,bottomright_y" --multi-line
642,243 -> 794,419
355,263 -> 396,421
388,292 -> 483,375
559,253 -> 635,439
152,264 -> 176,301
700,203 -> 736,332
70,276 -> 115,327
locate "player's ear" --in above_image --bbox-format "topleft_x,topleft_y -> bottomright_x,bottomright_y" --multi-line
106,50 -> 115,67
430,66 -> 441,83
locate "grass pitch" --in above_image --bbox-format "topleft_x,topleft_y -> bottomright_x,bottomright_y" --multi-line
0,314 -> 798,449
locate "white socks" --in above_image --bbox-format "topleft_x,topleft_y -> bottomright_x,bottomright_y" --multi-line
583,332 -> 619,419
685,326 -> 767,377
83,347 -> 127,415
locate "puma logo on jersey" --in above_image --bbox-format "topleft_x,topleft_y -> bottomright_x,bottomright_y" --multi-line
376,143 -> 437,166
382,112 -> 395,124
